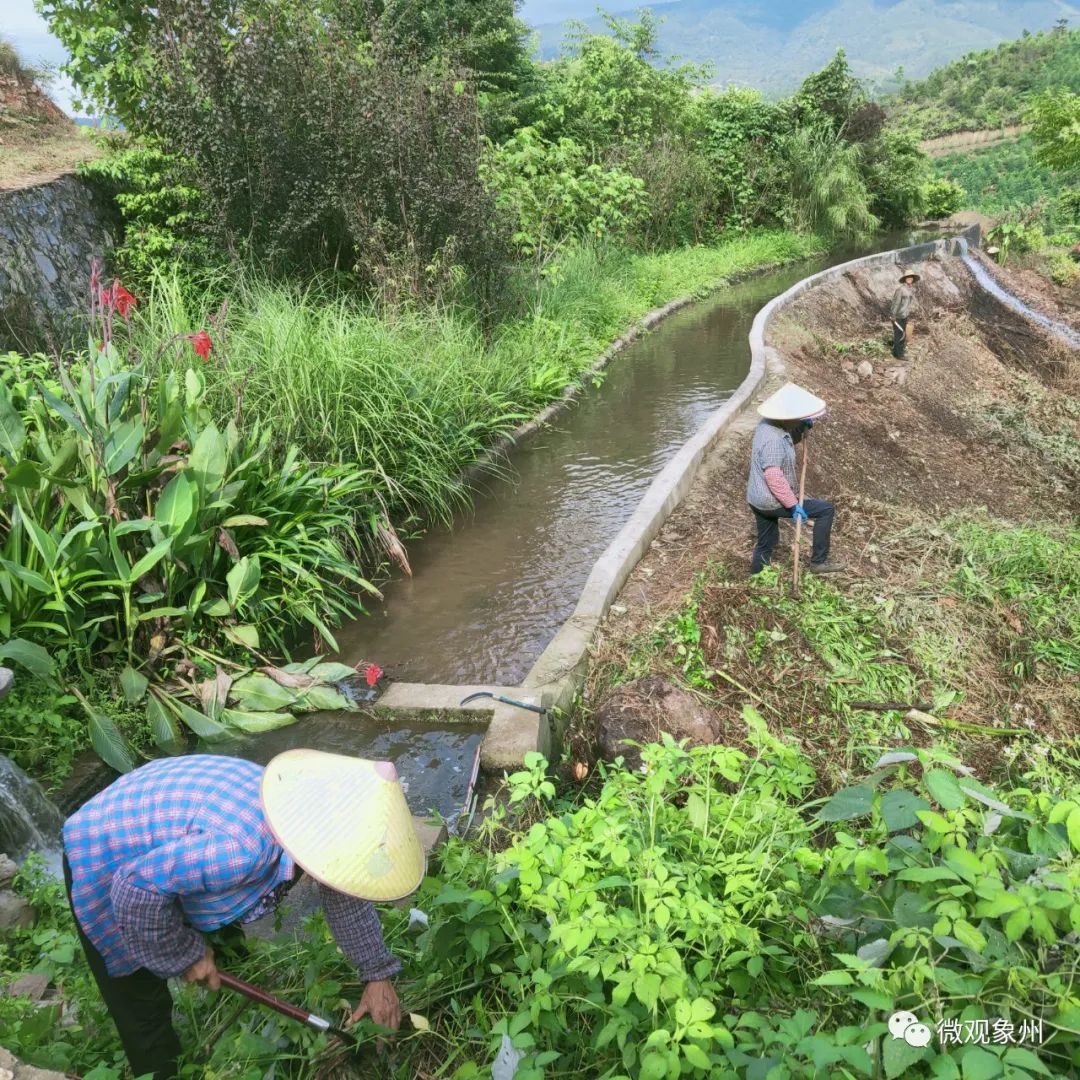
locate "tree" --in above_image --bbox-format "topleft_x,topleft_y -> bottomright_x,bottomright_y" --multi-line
1029,89 -> 1080,171
543,13 -> 705,154
37,0 -> 529,127
780,125 -> 879,239
793,49 -> 863,135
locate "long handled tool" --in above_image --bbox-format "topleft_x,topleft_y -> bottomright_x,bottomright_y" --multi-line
792,436 -> 809,597
459,691 -> 547,715
218,971 -> 362,1050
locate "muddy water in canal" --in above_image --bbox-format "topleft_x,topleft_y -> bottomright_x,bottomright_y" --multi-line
335,238 -> 925,686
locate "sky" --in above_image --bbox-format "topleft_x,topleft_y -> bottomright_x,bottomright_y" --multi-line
3,0 -> 83,114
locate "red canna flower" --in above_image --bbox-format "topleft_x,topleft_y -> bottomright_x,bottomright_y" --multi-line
187,330 -> 212,360
113,283 -> 136,319
365,663 -> 383,688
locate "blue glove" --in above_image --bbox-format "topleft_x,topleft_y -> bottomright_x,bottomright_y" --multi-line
791,503 -> 808,524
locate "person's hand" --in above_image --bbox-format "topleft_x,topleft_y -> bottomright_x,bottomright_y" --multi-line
182,944 -> 220,991
350,979 -> 401,1048
802,418 -> 814,430
791,503 -> 808,524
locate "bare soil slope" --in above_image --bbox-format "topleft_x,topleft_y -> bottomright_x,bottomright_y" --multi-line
579,253 -> 1078,779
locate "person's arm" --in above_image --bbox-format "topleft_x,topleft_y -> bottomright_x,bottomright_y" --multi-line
320,886 -> 402,1034
763,466 -> 797,509
319,885 -> 402,982
110,834 -> 272,980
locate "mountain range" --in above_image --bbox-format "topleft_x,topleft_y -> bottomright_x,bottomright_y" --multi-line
527,0 -> 1080,96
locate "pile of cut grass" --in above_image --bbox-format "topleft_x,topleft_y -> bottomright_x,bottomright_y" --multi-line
125,232 -> 821,526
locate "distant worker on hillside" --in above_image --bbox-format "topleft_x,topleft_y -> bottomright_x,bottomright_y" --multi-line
889,270 -> 920,358
746,382 -> 845,577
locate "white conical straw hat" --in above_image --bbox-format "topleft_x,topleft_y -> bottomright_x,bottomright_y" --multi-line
261,750 -> 425,902
757,382 -> 827,421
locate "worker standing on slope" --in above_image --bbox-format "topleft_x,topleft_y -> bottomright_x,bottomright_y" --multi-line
62,751 -> 424,1079
746,382 -> 845,577
890,270 -> 920,359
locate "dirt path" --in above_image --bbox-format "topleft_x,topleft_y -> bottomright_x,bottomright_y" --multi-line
920,125 -> 1028,158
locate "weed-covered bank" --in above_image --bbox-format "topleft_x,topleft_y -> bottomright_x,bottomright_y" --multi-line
122,234 -> 823,524
5,709 -> 1079,1078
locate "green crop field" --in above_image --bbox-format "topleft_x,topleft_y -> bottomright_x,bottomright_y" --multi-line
934,135 -> 1078,229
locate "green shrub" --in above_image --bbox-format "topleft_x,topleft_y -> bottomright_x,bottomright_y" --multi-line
1049,250 -> 1080,286
482,126 -> 647,262
922,178 -> 966,219
78,137 -> 211,287
396,736 -> 1080,1077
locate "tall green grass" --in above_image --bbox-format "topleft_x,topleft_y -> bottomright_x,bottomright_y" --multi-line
124,232 -> 821,525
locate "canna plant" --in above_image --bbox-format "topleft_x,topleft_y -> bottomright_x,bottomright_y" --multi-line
0,279 -> 381,767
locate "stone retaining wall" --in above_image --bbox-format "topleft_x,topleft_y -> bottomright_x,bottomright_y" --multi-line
0,173 -> 116,351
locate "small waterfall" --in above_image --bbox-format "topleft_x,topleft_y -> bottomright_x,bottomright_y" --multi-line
0,755 -> 65,877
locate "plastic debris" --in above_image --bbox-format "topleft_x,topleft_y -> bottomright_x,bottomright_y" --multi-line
408,907 -> 429,932
492,1034 -> 525,1080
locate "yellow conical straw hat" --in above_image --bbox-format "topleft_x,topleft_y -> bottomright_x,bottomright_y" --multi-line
261,750 -> 425,902
757,382 -> 827,421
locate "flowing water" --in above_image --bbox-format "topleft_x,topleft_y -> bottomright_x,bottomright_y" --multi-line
203,715 -> 484,825
334,234 -> 932,686
0,755 -> 64,876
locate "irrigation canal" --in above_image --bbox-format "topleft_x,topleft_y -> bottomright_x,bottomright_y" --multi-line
335,232 -> 932,689
1,231 -> 938,864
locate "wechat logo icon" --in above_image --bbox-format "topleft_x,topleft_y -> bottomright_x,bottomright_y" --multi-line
889,1010 -> 933,1048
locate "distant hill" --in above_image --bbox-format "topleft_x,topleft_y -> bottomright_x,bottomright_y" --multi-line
888,25 -> 1080,137
531,0 -> 1080,97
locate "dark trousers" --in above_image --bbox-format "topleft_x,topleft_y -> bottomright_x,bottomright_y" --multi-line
892,317 -> 908,359
64,856 -> 182,1080
750,498 -> 834,574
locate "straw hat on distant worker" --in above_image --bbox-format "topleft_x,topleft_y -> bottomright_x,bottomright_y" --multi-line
261,750 -> 425,902
745,381 -> 845,577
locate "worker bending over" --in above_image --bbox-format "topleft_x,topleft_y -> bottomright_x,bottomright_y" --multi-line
746,382 -> 845,577
63,751 -> 424,1079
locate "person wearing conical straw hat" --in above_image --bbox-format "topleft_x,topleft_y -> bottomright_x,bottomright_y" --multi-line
890,269 -> 920,359
746,382 -> 846,576
62,751 -> 423,1079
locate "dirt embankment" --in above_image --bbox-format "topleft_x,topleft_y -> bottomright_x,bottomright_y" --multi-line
0,70 -> 97,190
577,253 -> 1078,779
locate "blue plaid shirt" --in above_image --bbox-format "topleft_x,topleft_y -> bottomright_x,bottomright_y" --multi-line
64,755 -> 399,982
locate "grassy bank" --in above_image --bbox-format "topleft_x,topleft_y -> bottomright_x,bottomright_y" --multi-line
123,233 -> 822,526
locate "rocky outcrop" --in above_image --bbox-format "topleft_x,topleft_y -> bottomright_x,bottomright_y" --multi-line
0,174 -> 117,350
592,676 -> 726,771
0,853 -> 33,930
0,1047 -> 66,1080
